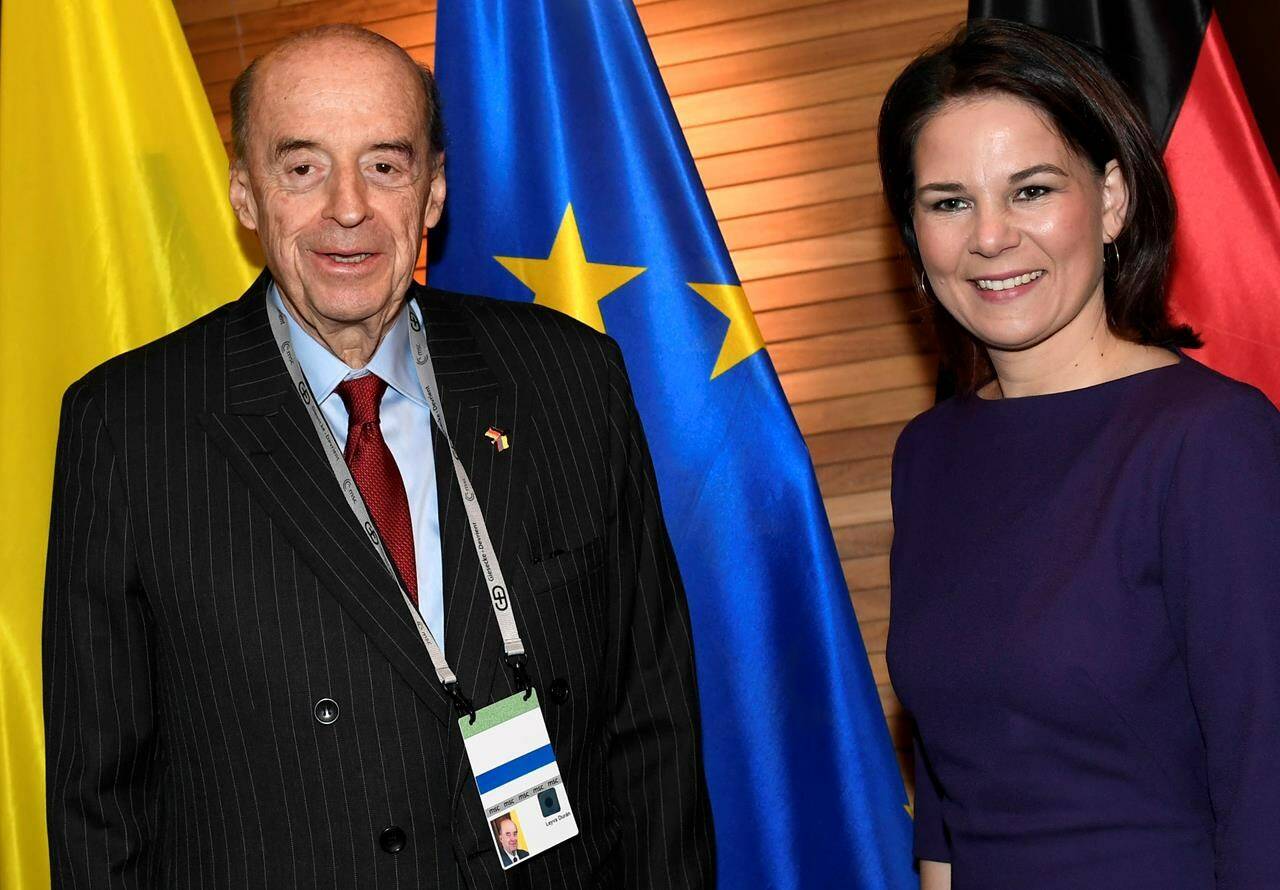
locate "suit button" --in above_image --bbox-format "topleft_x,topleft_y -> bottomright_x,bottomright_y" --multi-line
314,698 -> 339,725
380,826 -> 406,854
549,678 -> 570,704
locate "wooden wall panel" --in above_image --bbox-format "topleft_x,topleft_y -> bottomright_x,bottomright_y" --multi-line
176,0 -> 968,797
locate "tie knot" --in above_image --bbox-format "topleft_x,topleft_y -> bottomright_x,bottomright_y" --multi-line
335,374 -> 388,424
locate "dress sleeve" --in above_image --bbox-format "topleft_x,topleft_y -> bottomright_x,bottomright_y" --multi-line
912,729 -> 950,863
1160,390 -> 1280,887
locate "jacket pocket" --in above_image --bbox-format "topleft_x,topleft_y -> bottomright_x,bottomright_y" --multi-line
525,535 -> 604,594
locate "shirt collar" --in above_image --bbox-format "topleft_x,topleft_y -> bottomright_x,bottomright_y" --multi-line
268,281 -> 427,408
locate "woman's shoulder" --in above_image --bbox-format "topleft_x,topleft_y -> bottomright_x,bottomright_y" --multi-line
891,396 -> 960,462
1146,357 -> 1279,436
1124,360 -> 1280,498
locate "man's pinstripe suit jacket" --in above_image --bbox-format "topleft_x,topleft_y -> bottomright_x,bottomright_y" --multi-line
44,272 -> 715,889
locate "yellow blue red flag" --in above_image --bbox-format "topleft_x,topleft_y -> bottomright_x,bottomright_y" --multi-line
431,3 -> 914,886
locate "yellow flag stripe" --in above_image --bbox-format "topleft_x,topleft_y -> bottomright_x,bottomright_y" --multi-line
0,2 -> 259,885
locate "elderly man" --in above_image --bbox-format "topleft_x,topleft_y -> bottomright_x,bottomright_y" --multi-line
44,25 -> 713,888
494,817 -> 529,867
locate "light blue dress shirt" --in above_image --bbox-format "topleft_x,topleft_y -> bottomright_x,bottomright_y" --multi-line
269,283 -> 445,646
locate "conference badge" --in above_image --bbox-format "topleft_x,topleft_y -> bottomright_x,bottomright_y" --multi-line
460,690 -> 578,868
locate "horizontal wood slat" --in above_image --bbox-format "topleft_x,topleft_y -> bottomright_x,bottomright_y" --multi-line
851,584 -> 891,622
364,12 -> 435,48
835,521 -> 894,560
769,322 -> 928,373
845,553 -> 890,591
637,0 -> 840,37
752,294 -> 916,345
745,260 -> 914,313
758,291 -> 915,343
719,194 -> 892,253
733,224 -> 899,279
647,0 -> 963,67
793,384 -> 934,435
806,420 -> 906,467
174,0 -> 282,26
869,650 -> 889,686
659,13 -> 960,97
184,0 -> 435,55
824,489 -> 892,528
684,95 -> 882,157
199,32 -> 435,104
695,129 -> 876,190
778,352 -> 935,403
815,454 -> 893,496
712,162 -> 882,223
860,616 -> 889,652
671,57 -> 910,128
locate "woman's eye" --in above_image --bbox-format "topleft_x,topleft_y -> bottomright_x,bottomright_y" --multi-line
1016,185 -> 1052,200
933,198 -> 968,212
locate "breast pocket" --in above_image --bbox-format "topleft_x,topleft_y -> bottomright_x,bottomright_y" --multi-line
519,535 -> 608,701
526,535 -> 604,595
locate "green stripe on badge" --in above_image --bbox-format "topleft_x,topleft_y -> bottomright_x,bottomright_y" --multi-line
459,690 -> 542,739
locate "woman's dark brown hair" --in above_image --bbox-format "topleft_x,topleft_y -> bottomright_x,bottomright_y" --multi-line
877,18 -> 1199,392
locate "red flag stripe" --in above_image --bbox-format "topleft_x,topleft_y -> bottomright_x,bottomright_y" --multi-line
1166,12 -> 1280,406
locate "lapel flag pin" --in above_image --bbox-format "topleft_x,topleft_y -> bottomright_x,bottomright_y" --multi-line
484,427 -> 510,453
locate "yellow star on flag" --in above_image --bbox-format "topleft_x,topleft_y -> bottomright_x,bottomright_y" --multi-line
689,282 -> 765,379
494,203 -> 645,333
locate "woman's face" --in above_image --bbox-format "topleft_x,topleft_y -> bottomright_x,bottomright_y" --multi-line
911,94 -> 1127,355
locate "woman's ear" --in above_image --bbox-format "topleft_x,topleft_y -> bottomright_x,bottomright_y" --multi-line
1100,159 -> 1130,244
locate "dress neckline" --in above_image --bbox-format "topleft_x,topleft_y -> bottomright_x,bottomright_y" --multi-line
961,355 -> 1187,409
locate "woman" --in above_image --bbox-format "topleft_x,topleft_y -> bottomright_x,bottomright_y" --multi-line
879,19 -> 1280,890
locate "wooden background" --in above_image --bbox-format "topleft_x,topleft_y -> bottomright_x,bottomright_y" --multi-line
174,0 -> 968,790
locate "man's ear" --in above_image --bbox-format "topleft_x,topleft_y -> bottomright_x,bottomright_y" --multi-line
229,161 -> 260,232
422,155 -> 446,230
1100,159 -> 1130,244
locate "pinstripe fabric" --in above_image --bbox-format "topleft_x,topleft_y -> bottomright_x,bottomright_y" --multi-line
44,271 -> 715,889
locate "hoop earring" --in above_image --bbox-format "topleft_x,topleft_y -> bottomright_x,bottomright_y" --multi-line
1106,240 -> 1121,268
919,269 -> 933,298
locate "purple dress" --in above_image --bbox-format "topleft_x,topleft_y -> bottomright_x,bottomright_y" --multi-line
888,357 -> 1280,889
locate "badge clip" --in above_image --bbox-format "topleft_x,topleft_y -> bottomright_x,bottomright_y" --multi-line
505,653 -> 535,700
445,681 -> 477,723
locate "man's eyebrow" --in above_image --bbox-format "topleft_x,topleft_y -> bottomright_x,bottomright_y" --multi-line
1010,163 -> 1069,182
273,138 -> 319,161
369,140 -> 416,159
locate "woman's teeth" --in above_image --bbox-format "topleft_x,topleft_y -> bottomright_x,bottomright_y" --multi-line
975,270 -> 1044,291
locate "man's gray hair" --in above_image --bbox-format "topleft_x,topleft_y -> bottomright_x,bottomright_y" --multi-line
229,24 -> 444,165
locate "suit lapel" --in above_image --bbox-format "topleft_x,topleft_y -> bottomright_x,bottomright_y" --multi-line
200,273 -> 455,725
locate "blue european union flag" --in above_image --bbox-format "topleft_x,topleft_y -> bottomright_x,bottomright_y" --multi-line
431,4 -> 914,886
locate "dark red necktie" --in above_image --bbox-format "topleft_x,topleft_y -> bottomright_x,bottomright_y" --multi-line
336,374 -> 418,604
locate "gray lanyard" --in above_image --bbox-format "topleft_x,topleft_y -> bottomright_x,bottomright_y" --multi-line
267,297 -> 528,716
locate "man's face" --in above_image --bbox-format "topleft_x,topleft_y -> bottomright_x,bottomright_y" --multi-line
229,38 -> 445,332
498,820 -> 519,853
